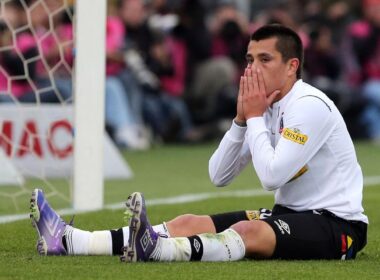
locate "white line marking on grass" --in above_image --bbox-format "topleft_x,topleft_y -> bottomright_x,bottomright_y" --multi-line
1,176 -> 380,224
106,188 -> 269,210
364,176 -> 380,186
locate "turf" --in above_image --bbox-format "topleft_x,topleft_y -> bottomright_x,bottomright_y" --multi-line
0,141 -> 380,279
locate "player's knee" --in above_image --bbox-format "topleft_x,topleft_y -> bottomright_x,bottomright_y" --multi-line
231,220 -> 275,258
167,214 -> 204,236
176,214 -> 200,225
230,220 -> 261,238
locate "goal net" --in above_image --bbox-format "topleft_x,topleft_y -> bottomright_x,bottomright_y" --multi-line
0,0 -> 131,223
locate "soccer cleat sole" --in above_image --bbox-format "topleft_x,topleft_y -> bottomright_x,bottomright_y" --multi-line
124,193 -> 142,262
30,189 -> 40,223
30,189 -> 48,256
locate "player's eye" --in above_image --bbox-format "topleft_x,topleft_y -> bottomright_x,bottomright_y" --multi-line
245,54 -> 253,65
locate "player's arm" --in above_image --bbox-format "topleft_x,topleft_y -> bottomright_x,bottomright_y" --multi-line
209,71 -> 252,187
247,96 -> 335,190
208,122 -> 251,187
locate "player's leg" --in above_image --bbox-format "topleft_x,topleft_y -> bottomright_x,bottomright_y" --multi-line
230,220 -> 276,258
30,189 -> 256,256
166,209 -> 259,237
125,192 -> 271,262
29,188 -> 170,256
168,220 -> 276,261
62,221 -> 169,256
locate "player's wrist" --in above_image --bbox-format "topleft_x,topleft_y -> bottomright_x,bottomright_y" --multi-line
233,118 -> 247,127
245,112 -> 264,119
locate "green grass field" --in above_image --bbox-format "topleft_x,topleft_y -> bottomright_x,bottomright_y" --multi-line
0,141 -> 380,279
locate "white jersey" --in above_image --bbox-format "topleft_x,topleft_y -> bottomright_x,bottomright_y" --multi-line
209,80 -> 368,223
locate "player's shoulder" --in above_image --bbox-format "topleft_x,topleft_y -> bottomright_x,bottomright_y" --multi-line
292,81 -> 334,113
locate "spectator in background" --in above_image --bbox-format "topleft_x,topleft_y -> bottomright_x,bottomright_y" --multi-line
304,23 -> 348,109
324,1 -> 355,46
0,0 -> 73,103
103,12 -> 150,150
208,1 -> 250,123
257,2 -> 310,48
119,0 -> 207,143
305,24 -> 341,82
341,0 -> 380,141
303,22 -> 370,138
1,1 -> 149,150
169,0 -> 238,131
46,1 -> 151,150
0,1 -> 58,103
210,1 -> 250,74
29,0 -> 73,103
145,0 -> 179,33
0,0 -> 77,104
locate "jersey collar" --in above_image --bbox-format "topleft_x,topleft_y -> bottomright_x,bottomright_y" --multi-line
272,79 -> 303,109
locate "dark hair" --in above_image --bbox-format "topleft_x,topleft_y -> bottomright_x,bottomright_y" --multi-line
251,24 -> 303,79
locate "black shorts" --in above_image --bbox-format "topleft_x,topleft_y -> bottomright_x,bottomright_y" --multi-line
210,210 -> 261,232
263,205 -> 367,260
209,206 -> 367,260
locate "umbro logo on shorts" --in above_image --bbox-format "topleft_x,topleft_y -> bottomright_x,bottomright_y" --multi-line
274,219 -> 291,235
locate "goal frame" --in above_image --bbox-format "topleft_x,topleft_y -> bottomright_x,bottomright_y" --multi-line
73,0 -> 107,211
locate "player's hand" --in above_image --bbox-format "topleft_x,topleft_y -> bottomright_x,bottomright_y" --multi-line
234,68 -> 247,125
243,65 -> 280,119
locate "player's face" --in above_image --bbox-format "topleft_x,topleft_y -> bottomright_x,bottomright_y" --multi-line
245,37 -> 295,97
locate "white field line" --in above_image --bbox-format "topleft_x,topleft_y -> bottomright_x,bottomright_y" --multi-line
363,176 -> 380,186
1,176 -> 380,224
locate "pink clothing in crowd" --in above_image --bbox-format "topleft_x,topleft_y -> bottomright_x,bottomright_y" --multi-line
349,21 -> 380,80
0,32 -> 37,97
37,23 -> 74,77
160,37 -> 187,97
106,16 -> 126,76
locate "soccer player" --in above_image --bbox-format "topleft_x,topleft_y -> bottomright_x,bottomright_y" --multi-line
123,24 -> 368,262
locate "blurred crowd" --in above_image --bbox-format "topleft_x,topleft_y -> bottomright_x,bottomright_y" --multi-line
1,0 -> 380,150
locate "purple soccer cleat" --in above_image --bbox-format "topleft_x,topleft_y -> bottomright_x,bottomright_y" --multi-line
123,192 -> 159,262
30,189 -> 67,255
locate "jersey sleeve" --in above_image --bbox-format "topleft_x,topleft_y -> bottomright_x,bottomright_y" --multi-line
246,96 -> 335,191
209,121 -> 251,187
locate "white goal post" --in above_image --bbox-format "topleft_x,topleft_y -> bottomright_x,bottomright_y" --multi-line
73,0 -> 106,211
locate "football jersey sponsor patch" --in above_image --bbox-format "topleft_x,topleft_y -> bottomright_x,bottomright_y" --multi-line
282,128 -> 308,145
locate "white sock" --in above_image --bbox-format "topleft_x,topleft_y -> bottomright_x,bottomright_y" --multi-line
199,229 -> 245,261
64,226 -> 112,255
122,226 -> 130,247
150,229 -> 245,262
153,222 -> 171,237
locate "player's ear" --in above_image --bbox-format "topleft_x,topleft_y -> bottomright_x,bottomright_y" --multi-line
287,58 -> 299,77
